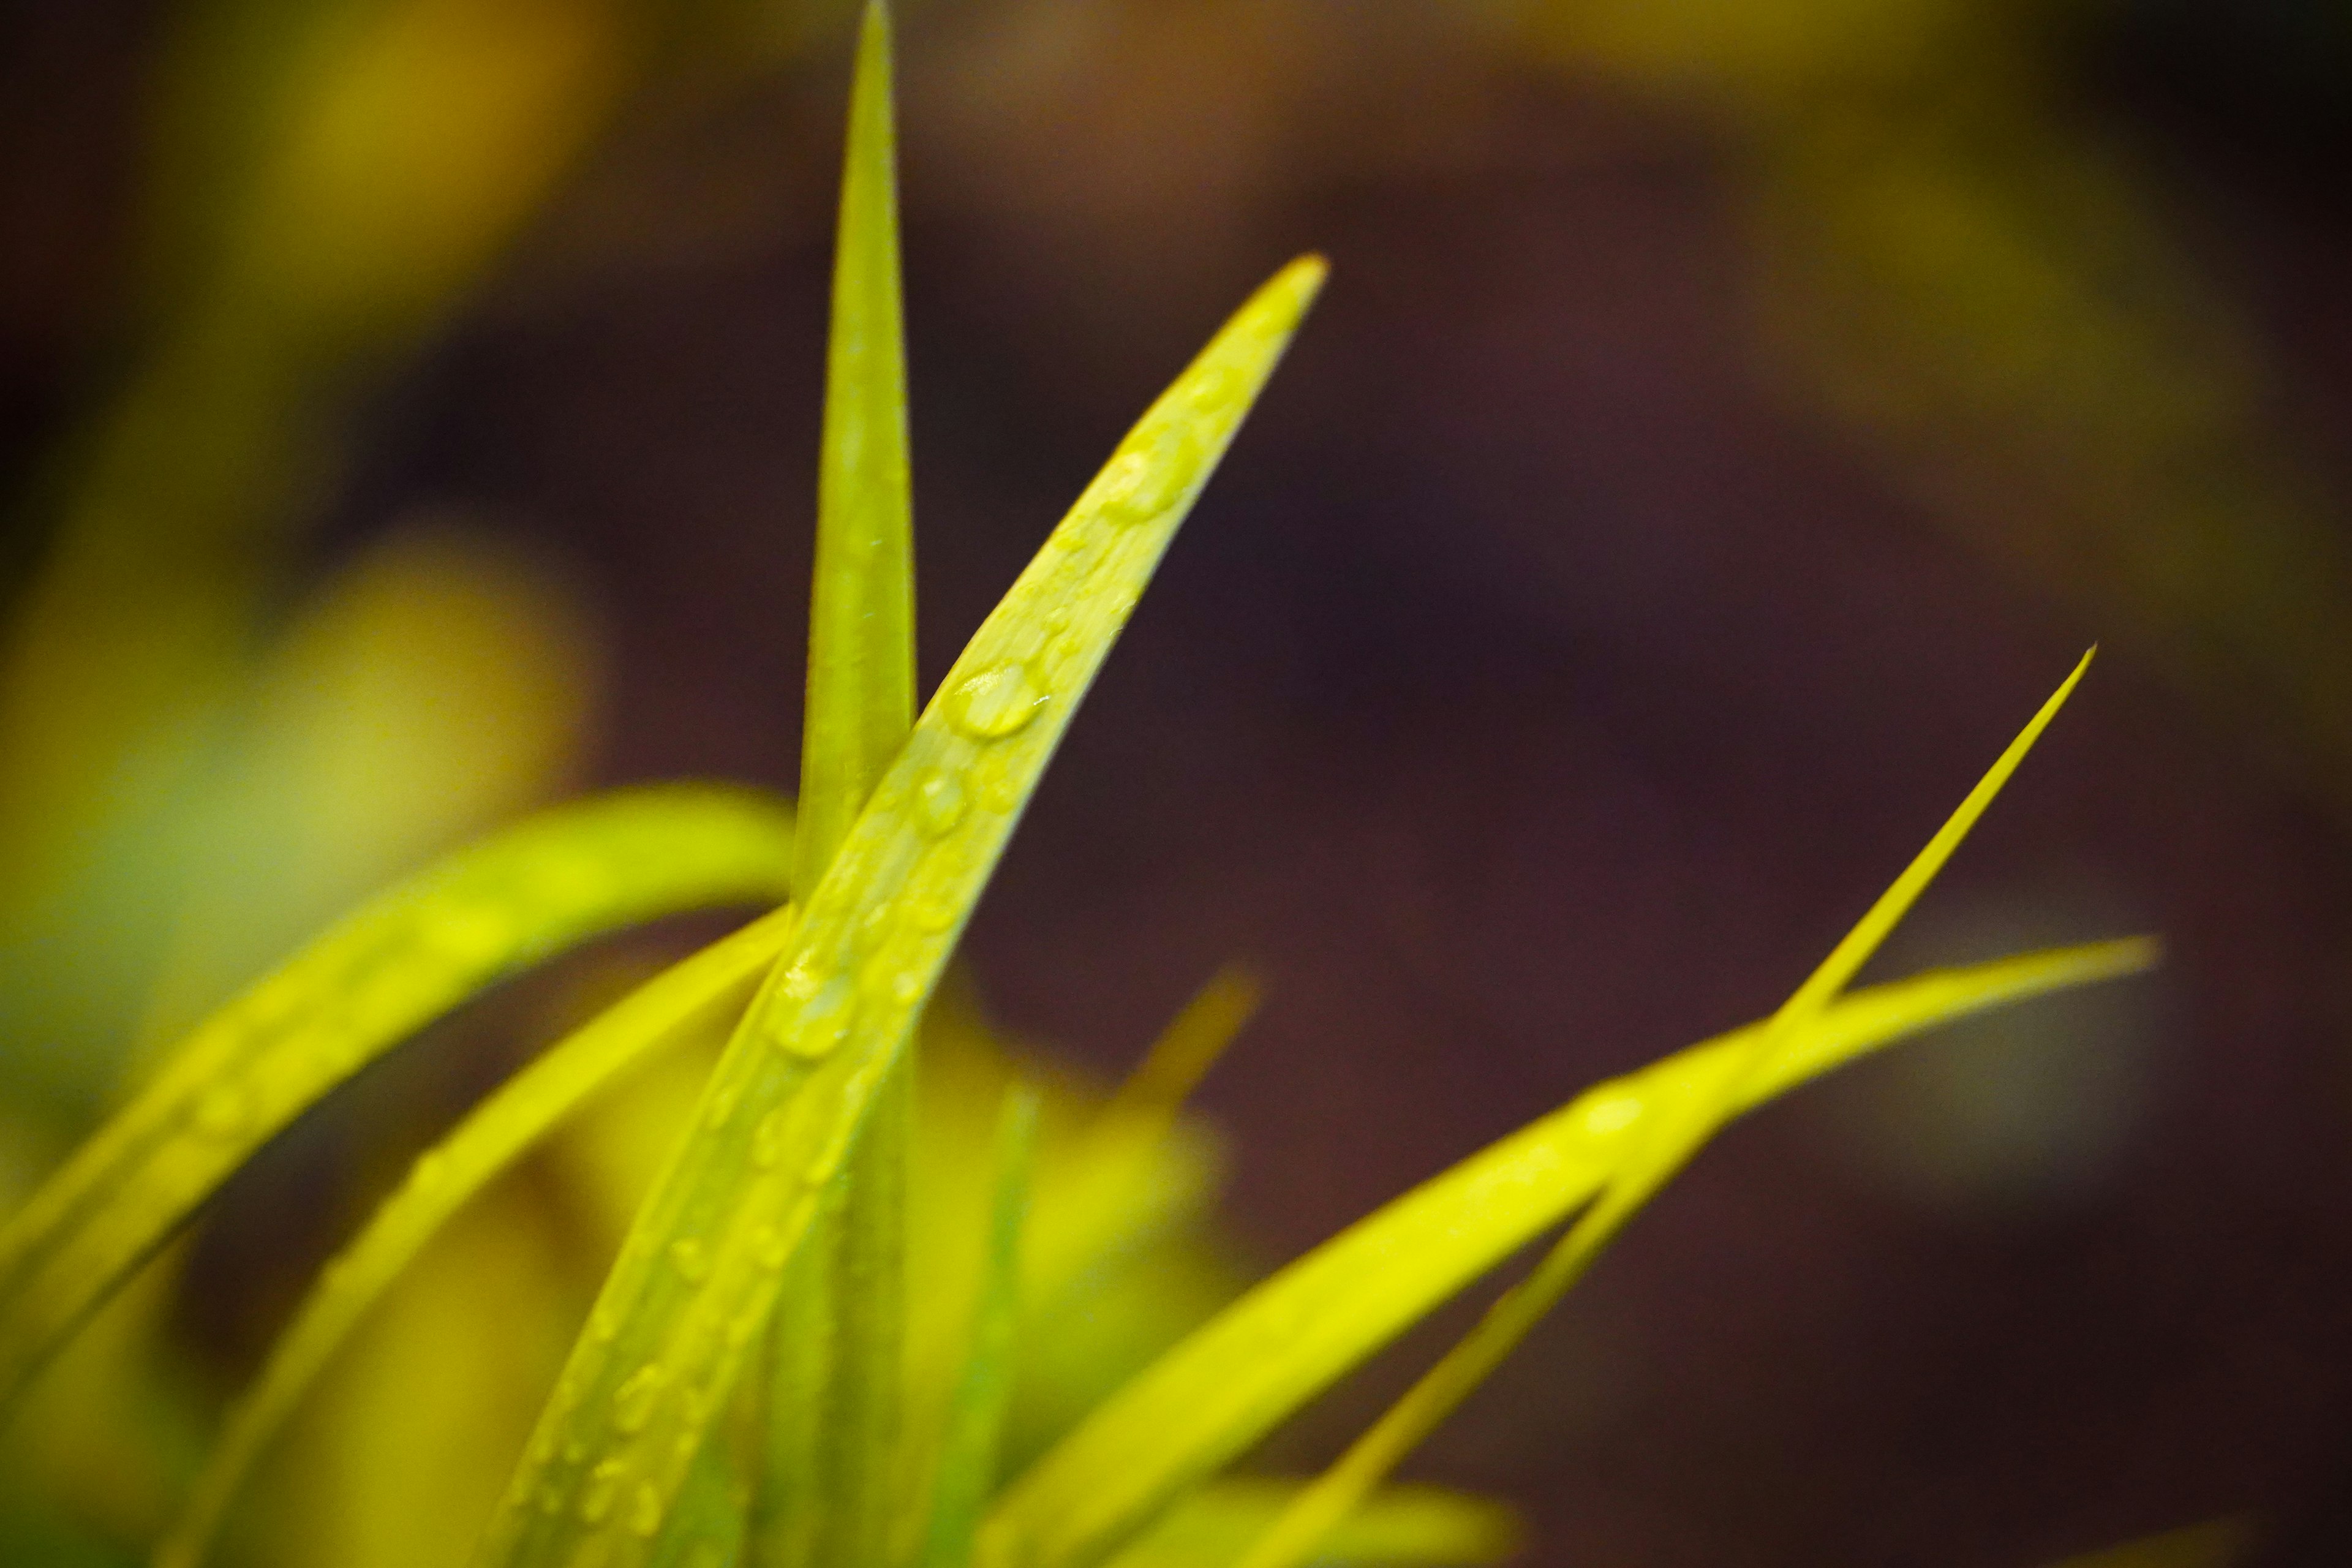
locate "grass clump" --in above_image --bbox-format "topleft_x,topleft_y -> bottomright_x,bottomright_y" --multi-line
0,6 -> 2159,1567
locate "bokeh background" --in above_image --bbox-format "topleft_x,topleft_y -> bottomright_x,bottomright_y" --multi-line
3,1 -> 2351,1564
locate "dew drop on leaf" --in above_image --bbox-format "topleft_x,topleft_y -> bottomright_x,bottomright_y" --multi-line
944,661 -> 1047,739
630,1481 -> 664,1539
779,980 -> 858,1060
751,1106 -> 788,1170
668,1238 -> 709,1282
581,1458 -> 626,1525
915,768 -> 968,837
614,1364 -> 665,1434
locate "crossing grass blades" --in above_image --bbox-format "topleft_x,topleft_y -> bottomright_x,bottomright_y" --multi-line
0,7 -> 2160,1567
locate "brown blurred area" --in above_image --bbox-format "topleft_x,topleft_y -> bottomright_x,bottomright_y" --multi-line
5,1 -> 2352,1565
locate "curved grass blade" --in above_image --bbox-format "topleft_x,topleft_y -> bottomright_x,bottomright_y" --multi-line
1107,1480 -> 1520,1568
915,1083 -> 1038,1568
760,8 -> 919,1561
0,783 -> 796,1420
1234,654 -> 2103,1568
979,935 -> 2158,1568
153,905 -> 797,1568
473,254 -> 1327,1568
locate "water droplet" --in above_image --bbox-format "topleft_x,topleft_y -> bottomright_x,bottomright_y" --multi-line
1095,424 -> 1199,524
704,1075 -> 744,1128
614,1363 -> 665,1434
192,1083 -> 247,1139
668,1238 -> 709,1283
630,1481 -> 665,1538
915,769 -> 968,837
801,1098 -> 862,1186
587,1300 -> 620,1343
581,1458 -> 626,1525
908,884 -> 960,932
944,661 -> 1047,740
780,980 -> 858,1060
750,1224 -> 791,1270
751,1106 -> 789,1170
972,749 -> 1024,813
1580,1090 -> 1643,1136
1043,602 -> 1074,633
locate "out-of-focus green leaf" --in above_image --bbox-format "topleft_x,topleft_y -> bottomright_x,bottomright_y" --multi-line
0,785 -> 794,1419
1107,1480 -> 1519,1568
1234,655 -> 2101,1568
2048,1519 -> 2252,1568
473,253 -> 1325,1568
915,1084 -> 1038,1568
981,935 -> 2156,1568
1098,968 -> 1259,1137
155,906 -> 796,1568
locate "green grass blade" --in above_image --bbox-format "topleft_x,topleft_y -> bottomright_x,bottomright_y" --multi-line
1106,1480 -> 1520,1568
916,1084 -> 1038,1568
796,0 -> 916,896
472,254 -> 1326,1568
763,8 -> 919,1563
153,906 -> 796,1568
979,937 -> 2158,1568
0,784 -> 795,1420
1231,655 -> 2105,1568
1098,968 -> 1260,1137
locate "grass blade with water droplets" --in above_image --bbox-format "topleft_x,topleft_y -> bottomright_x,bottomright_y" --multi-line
915,1083 -> 1037,1568
1231,655 -> 2103,1568
0,784 -> 794,1420
980,935 -> 2157,1568
154,906 -> 796,1568
472,254 -> 1326,1568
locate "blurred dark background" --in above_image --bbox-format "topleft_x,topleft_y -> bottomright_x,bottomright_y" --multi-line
3,2 -> 2351,1565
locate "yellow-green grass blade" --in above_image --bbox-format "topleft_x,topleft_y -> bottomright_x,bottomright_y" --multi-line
1233,655 -> 2103,1568
473,254 -> 1327,1568
1098,968 -> 1261,1137
0,783 -> 796,1420
979,936 -> 2158,1568
916,1084 -> 1038,1568
766,7 -> 919,1562
153,905 -> 797,1568
796,0 -> 916,897
1106,1480 -> 1520,1568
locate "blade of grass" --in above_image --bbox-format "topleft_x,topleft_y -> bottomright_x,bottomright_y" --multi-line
1097,967 -> 1261,1138
914,1083 -> 1038,1568
979,935 -> 2157,1568
153,905 -> 797,1568
473,254 -> 1327,1568
1106,1480 -> 1520,1568
1232,654 -> 2102,1568
0,783 -> 795,1419
763,8 -> 919,1564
